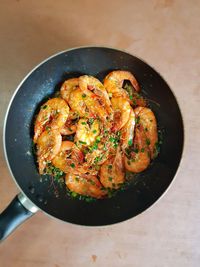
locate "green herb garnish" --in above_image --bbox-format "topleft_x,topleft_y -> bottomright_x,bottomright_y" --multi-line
134,148 -> 139,153
128,139 -> 133,146
135,116 -> 140,124
109,137 -> 116,143
89,180 -> 95,185
45,163 -> 64,184
75,176 -> 79,182
79,140 -> 87,145
42,105 -> 47,109
146,138 -> 151,145
88,118 -> 94,125
96,136 -> 101,142
71,191 -> 78,197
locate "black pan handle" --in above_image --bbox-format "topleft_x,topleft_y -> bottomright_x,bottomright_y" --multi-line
0,193 -> 39,241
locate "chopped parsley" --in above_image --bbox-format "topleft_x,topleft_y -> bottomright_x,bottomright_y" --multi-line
153,129 -> 163,157
135,116 -> 140,124
79,140 -> 87,145
94,156 -> 100,164
128,139 -> 133,146
93,129 -> 97,134
70,163 -> 75,168
88,118 -> 94,125
45,163 -> 64,184
82,94 -> 86,98
109,137 -> 116,142
146,138 -> 151,145
89,180 -> 95,185
116,131 -> 121,138
96,136 -> 101,142
134,148 -> 139,153
42,105 -> 47,109
71,191 -> 78,197
81,122 -> 87,125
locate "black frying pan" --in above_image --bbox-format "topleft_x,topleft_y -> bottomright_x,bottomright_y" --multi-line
0,47 -> 184,241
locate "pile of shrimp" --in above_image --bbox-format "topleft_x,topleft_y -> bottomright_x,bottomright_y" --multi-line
33,70 -> 158,199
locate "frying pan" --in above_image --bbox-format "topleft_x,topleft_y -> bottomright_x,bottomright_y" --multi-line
0,47 -> 184,241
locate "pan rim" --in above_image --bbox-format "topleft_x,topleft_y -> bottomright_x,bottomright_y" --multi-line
3,45 -> 185,225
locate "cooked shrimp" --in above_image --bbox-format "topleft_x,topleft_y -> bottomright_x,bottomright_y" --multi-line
60,78 -> 79,102
100,147 -> 125,189
111,97 -> 131,131
37,130 -> 62,174
65,173 -> 106,198
104,70 -> 140,97
53,142 -> 98,175
34,98 -> 69,143
68,88 -> 87,117
52,141 -> 74,173
74,118 -> 100,146
124,126 -> 150,173
79,75 -> 112,114
85,148 -> 109,166
60,124 -> 77,135
79,93 -> 108,121
134,107 -> 158,159
34,70 -> 159,200
84,132 -> 116,166
121,109 -> 136,152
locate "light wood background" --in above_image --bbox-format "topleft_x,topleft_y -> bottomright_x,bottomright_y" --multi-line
0,0 -> 200,266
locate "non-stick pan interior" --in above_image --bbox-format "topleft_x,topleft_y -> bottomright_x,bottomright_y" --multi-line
4,47 -> 184,225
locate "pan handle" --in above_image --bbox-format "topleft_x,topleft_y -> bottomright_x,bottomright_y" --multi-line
0,193 -> 39,241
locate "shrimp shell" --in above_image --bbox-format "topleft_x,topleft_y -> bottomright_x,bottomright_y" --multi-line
134,107 -> 158,159
124,126 -> 150,173
104,70 -> 140,97
37,130 -> 62,174
100,147 -> 125,189
34,98 -> 69,143
74,118 -> 100,146
60,78 -> 79,102
67,87 -> 87,117
65,173 -> 106,199
121,109 -> 136,152
79,75 -> 112,114
111,97 -> 132,131
52,141 -> 74,173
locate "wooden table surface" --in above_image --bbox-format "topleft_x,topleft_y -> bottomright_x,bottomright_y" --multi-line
0,0 -> 200,266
